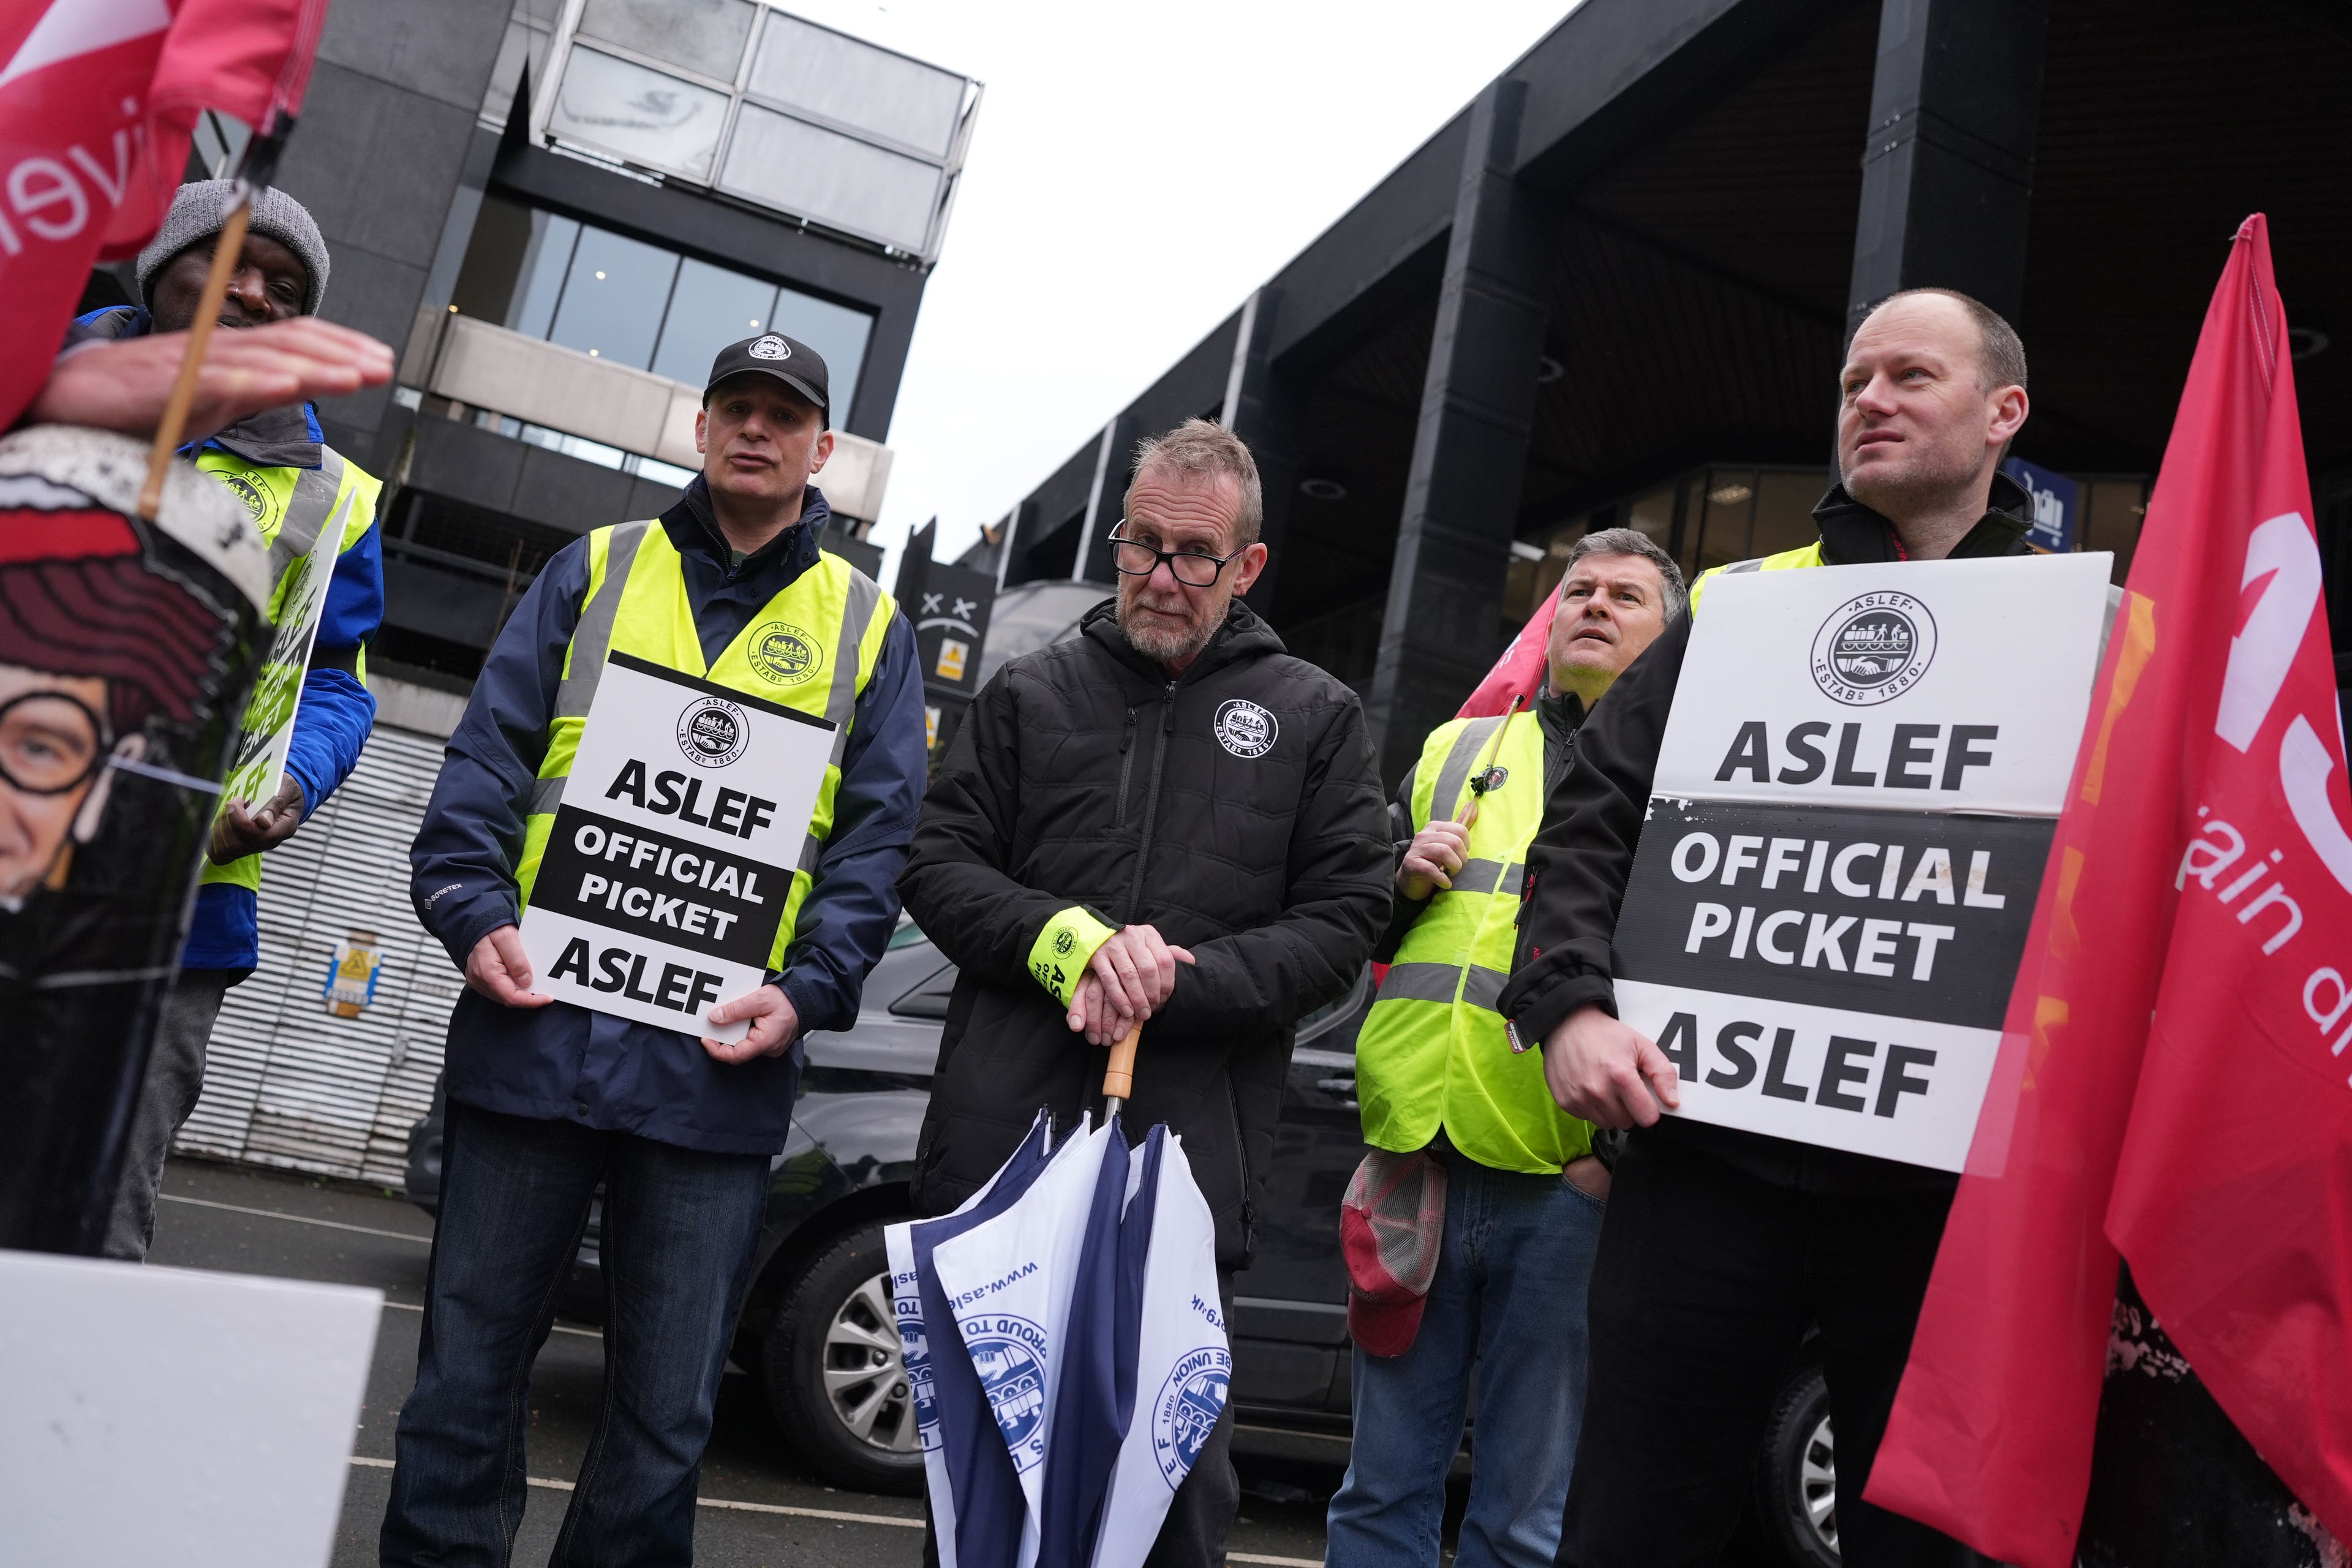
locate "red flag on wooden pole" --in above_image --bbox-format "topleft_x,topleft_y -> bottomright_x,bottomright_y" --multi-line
1866,214 -> 2352,1563
1459,581 -> 1558,719
0,0 -> 328,429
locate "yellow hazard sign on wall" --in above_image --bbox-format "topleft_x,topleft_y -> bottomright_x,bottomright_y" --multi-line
324,930 -> 384,1019
934,638 -> 968,682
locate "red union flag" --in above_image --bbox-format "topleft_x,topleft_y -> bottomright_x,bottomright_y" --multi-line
1460,580 -> 1559,718
0,0 -> 326,428
1866,214 -> 2352,1562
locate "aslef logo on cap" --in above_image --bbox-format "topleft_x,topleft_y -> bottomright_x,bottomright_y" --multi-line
748,334 -> 791,361
1809,590 -> 1937,706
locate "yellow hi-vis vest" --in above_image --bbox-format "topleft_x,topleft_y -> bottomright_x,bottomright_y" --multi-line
1686,541 -> 1827,614
197,445 -> 382,896
513,521 -> 892,970
1354,710 -> 1594,1174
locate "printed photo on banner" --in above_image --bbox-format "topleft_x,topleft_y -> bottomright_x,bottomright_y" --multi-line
1615,554 -> 2113,1169
518,652 -> 834,1040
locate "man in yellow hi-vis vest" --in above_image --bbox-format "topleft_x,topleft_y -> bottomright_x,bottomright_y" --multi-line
69,182 -> 388,1262
1326,529 -> 1683,1568
388,334 -> 926,1564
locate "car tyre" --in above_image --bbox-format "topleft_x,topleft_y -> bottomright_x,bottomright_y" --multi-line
1754,1358 -> 1840,1567
764,1219 -> 924,1496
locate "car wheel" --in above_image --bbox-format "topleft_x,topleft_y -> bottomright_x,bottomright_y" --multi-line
1753,1359 -> 1839,1567
763,1219 -> 924,1495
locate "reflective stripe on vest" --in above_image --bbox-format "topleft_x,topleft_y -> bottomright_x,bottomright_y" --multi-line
1353,712 -> 1592,1174
197,445 -> 382,895
514,525 -> 892,971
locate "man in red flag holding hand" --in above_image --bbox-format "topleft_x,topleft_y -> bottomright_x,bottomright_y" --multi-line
1870,214 -> 2352,1562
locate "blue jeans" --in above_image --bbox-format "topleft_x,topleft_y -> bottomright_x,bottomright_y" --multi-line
1325,1148 -> 1605,1568
380,1101 -> 772,1567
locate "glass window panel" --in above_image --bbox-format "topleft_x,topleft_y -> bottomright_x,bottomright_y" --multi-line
548,45 -> 728,179
2085,479 -> 2149,584
1694,469 -> 1758,573
719,102 -> 943,254
650,258 -> 778,385
507,210 -> 579,339
767,284 -> 873,423
1750,469 -> 1828,558
546,225 -> 678,370
746,13 -> 965,156
1624,485 -> 1678,547
578,0 -> 753,85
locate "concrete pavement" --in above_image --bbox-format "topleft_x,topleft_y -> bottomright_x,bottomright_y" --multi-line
148,1156 -> 1344,1567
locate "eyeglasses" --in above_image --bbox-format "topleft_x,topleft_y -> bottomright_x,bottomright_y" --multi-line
0,691 -> 108,796
1106,527 -> 1243,589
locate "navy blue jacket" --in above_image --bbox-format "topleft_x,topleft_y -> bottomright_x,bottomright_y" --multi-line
70,306 -> 384,970
410,480 -> 927,1154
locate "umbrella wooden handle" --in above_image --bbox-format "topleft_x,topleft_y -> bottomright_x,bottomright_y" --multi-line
1103,1023 -> 1141,1103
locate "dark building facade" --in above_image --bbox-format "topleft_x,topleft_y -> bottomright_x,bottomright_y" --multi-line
201,0 -> 977,688
984,0 -> 2352,780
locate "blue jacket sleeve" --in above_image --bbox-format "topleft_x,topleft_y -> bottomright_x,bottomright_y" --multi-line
410,538 -> 590,968
774,611 -> 927,1035
282,508 -> 385,816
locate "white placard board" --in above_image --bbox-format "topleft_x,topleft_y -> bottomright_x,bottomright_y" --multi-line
0,1250 -> 381,1568
217,488 -> 350,811
1611,553 -> 2110,1169
519,652 -> 833,1040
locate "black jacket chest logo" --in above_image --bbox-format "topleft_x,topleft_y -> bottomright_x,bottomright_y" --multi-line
1213,698 -> 1278,758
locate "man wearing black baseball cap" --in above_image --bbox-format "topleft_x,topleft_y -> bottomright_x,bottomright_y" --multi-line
387,331 -> 928,1564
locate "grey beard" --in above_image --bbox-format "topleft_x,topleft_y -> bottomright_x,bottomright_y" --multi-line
1118,600 -> 1215,666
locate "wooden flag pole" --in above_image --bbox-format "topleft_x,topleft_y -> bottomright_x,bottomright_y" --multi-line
136,194 -> 254,520
1102,1022 -> 1141,1119
1454,692 -> 1528,825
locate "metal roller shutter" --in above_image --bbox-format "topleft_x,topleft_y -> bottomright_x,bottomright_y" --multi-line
178,722 -> 464,1187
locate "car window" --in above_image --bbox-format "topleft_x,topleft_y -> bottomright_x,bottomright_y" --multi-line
1295,965 -> 1373,1051
890,960 -> 956,1019
885,916 -> 929,951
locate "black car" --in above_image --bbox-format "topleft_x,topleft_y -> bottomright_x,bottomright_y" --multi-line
406,925 -> 1838,1565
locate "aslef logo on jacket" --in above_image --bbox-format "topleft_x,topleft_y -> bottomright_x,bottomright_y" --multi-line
1213,698 -> 1278,758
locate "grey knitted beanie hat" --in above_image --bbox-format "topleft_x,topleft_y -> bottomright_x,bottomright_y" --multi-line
135,181 -> 330,315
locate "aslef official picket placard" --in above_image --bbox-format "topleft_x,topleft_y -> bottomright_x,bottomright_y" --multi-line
519,652 -> 834,1041
1612,552 -> 2111,1170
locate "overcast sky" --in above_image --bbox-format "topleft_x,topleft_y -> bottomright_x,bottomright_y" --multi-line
780,0 -> 1580,586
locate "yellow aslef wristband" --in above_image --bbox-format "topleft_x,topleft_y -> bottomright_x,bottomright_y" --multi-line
1028,906 -> 1119,1008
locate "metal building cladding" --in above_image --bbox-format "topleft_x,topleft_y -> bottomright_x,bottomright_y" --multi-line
980,0 -> 2352,786
108,0 -> 977,1184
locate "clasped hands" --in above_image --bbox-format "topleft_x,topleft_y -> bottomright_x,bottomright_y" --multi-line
1066,923 -> 1194,1046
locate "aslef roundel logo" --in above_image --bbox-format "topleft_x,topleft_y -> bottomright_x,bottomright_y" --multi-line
1213,698 -> 1278,758
1810,591 -> 1938,706
676,695 -> 749,767
748,620 -> 824,687
748,334 -> 791,361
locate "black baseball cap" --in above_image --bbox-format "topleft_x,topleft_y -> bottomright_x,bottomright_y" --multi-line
705,333 -> 829,424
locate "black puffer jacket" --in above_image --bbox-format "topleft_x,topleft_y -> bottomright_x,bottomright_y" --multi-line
1498,477 -> 2035,1194
901,598 -> 1391,1268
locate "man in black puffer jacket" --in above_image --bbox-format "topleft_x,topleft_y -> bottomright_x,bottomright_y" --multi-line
901,418 -> 1390,1566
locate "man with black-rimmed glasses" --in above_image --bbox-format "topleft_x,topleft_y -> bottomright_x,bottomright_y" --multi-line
901,417 -> 1392,1566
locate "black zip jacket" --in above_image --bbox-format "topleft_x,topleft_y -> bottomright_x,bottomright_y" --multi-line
1497,477 -> 2034,1194
900,598 -> 1391,1267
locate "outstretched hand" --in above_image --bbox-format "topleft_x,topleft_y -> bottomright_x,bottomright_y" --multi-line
31,318 -> 394,445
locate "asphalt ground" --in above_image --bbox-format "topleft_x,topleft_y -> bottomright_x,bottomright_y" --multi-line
149,1156 -> 1354,1568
